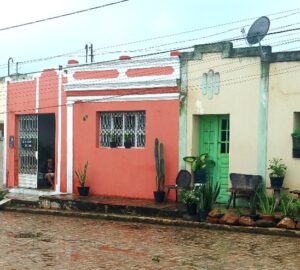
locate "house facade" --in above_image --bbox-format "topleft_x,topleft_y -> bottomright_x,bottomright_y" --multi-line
4,54 -> 180,200
180,41 -> 300,202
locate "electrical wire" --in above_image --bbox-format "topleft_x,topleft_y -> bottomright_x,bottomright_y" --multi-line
0,0 -> 129,32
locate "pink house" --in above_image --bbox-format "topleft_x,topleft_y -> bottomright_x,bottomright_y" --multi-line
4,54 -> 180,200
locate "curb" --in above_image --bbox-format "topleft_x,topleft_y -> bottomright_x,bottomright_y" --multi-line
4,206 -> 300,238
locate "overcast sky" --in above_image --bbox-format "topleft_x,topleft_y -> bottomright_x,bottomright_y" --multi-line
0,0 -> 299,76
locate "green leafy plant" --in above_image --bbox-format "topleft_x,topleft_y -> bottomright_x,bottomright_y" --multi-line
180,188 -> 198,206
291,129 -> 300,141
154,138 -> 165,191
280,192 -> 299,219
124,133 -> 132,143
0,189 -> 7,201
109,132 -> 116,142
183,153 -> 215,172
249,184 -> 262,215
195,181 -> 220,211
235,207 -> 248,216
256,188 -> 276,215
268,158 -> 287,177
75,161 -> 89,187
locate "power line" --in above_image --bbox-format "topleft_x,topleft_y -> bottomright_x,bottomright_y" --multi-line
0,6 -> 298,69
0,0 -> 129,32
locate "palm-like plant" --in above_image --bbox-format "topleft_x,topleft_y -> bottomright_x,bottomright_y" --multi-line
195,181 -> 220,211
75,161 -> 89,187
257,189 -> 276,216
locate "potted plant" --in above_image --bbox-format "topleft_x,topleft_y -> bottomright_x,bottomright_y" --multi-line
109,132 -> 117,148
279,192 -> 298,219
291,129 -> 300,158
195,181 -> 220,222
153,138 -> 165,203
75,161 -> 90,196
180,188 -> 198,216
183,154 -> 215,184
248,187 -> 260,221
257,189 -> 276,222
268,158 -> 287,188
124,133 -> 133,149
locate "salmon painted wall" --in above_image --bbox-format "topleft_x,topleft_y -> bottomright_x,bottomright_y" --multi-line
72,99 -> 179,200
6,70 -> 67,191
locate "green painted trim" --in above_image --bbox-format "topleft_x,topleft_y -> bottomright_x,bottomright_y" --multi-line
257,61 -> 270,182
178,60 -> 188,170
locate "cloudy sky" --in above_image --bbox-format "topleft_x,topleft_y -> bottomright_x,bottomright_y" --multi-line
0,0 -> 299,76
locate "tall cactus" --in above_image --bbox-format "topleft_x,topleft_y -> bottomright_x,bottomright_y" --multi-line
154,138 -> 165,191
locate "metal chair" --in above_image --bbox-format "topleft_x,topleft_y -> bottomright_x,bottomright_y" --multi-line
165,170 -> 192,202
227,173 -> 262,208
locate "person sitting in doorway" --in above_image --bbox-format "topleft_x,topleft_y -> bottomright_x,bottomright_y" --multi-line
43,158 -> 55,190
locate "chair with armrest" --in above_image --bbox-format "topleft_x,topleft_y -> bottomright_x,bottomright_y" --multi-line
165,170 -> 192,202
227,173 -> 262,208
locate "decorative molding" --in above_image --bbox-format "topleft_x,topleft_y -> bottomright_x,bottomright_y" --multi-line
201,69 -> 220,100
67,93 -> 179,103
64,79 -> 178,91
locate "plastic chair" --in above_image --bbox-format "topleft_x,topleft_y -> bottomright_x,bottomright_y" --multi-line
165,170 -> 192,202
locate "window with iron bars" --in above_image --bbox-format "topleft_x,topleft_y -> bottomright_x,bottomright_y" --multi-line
100,111 -> 146,147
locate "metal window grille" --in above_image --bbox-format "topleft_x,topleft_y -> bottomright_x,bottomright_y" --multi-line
100,111 -> 145,147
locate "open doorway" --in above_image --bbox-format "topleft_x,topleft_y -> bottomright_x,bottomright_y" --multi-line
37,114 -> 55,189
18,114 -> 55,189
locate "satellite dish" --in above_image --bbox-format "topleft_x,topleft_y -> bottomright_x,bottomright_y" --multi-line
246,16 -> 270,45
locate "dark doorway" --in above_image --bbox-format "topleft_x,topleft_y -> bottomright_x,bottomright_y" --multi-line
37,114 -> 55,189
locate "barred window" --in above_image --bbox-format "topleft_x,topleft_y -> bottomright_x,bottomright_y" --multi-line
100,111 -> 146,147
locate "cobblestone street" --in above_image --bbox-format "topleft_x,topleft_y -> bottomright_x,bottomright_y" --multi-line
0,211 -> 300,269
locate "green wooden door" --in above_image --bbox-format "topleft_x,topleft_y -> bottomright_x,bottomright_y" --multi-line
200,115 -> 230,203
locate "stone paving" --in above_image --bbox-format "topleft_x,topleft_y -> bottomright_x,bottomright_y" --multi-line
0,211 -> 300,270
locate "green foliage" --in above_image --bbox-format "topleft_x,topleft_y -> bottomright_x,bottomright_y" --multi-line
249,184 -> 261,215
256,187 -> 276,215
109,132 -> 116,142
0,189 -> 7,201
124,133 -> 132,142
179,188 -> 198,206
154,138 -> 165,191
268,158 -> 287,177
235,208 -> 248,216
291,129 -> 300,141
75,161 -> 89,187
183,153 -> 215,172
195,181 -> 220,211
280,192 -> 300,219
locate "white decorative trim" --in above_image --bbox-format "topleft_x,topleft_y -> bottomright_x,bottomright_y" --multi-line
65,79 -> 178,91
35,76 -> 40,113
56,72 -> 62,193
66,102 -> 74,193
66,57 -> 179,72
67,93 -> 179,103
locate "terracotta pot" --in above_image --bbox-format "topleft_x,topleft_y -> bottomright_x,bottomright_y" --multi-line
260,214 -> 275,222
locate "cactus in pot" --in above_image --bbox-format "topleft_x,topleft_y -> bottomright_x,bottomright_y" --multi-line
154,138 -> 165,202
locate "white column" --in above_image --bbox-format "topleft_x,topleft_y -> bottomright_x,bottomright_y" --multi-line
2,78 -> 9,188
35,77 -> 40,113
66,100 -> 74,193
56,72 -> 62,193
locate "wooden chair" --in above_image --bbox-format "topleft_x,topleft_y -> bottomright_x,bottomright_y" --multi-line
227,173 -> 262,208
165,170 -> 192,202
